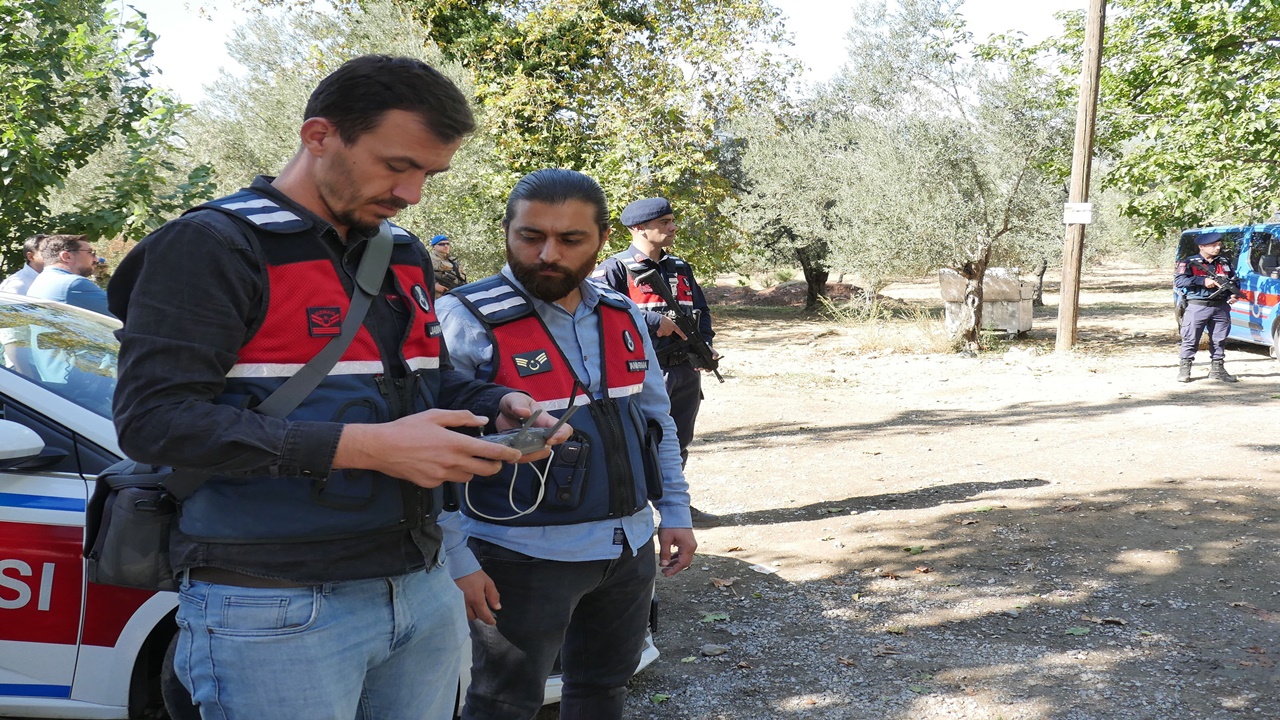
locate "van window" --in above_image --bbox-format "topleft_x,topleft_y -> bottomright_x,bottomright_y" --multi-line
1177,230 -> 1242,266
1250,232 -> 1280,277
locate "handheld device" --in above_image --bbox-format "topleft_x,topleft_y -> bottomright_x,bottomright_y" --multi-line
478,404 -> 580,456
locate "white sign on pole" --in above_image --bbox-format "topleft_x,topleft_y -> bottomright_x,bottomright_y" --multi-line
1063,202 -> 1093,225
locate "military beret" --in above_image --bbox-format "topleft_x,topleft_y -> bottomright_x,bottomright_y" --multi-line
1194,235 -> 1222,245
430,234 -> 449,246
620,197 -> 673,227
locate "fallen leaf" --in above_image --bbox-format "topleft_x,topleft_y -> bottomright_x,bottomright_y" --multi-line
972,506 -> 994,513
885,626 -> 907,635
903,545 -> 926,555
959,518 -> 980,525
749,564 -> 778,575
908,684 -> 929,694
700,644 -> 729,656
680,656 -> 697,663
725,546 -> 744,552
820,535 -> 836,541
915,566 -> 932,573
711,577 -> 739,589
700,611 -> 729,623
650,694 -> 670,704
871,644 -> 901,657
881,571 -> 901,580
837,656 -> 857,667
1065,626 -> 1091,636
735,661 -> 752,669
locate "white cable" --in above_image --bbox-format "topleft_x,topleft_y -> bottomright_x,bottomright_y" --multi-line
463,446 -> 556,522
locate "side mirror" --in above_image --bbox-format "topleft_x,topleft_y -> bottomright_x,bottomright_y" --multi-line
0,420 -> 45,465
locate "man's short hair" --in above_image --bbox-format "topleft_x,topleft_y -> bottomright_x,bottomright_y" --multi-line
304,55 -> 475,145
22,234 -> 47,259
39,234 -> 88,264
503,169 -> 611,236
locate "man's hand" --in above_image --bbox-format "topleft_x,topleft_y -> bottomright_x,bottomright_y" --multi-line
657,527 -> 697,577
655,316 -> 687,340
455,569 -> 501,625
334,409 -> 521,488
1205,277 -> 1220,289
496,392 -> 574,464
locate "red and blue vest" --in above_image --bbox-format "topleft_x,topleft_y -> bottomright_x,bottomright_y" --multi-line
449,275 -> 662,526
175,188 -> 446,544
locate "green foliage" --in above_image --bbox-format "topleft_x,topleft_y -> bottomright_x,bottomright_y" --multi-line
0,0 -> 209,271
731,0 -> 1069,340
1099,0 -> 1280,239
394,0 -> 799,271
186,0 -> 512,275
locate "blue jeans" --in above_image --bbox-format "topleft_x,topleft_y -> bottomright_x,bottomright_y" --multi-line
460,537 -> 656,720
174,567 -> 466,720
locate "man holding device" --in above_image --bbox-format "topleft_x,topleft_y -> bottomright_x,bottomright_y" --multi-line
438,168 -> 695,720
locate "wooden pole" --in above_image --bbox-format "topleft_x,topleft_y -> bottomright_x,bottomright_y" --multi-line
1056,0 -> 1107,352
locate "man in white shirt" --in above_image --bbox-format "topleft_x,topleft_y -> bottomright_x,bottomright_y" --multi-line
0,234 -> 47,295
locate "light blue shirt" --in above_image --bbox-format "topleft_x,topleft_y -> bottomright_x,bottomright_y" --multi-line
436,266 -> 691,579
28,267 -> 112,317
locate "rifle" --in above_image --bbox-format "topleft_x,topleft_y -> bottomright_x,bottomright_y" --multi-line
626,262 -> 723,383
1188,258 -> 1241,302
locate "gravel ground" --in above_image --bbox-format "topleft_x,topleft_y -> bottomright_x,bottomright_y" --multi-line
583,264 -> 1279,720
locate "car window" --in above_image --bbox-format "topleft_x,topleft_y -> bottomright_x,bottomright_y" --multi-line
1178,230 -> 1243,267
1249,232 -> 1280,277
0,301 -> 117,418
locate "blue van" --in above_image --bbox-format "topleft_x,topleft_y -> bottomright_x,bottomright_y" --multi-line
1175,224 -> 1280,356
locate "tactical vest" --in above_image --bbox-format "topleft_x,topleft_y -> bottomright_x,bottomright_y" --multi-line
175,188 -> 446,544
610,250 -> 696,316
449,275 -> 663,527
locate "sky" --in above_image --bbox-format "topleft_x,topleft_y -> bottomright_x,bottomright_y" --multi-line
126,0 -> 1088,104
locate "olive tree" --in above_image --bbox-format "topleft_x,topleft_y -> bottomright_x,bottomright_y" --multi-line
825,0 -> 1069,350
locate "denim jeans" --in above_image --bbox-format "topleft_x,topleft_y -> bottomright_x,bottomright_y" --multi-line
174,566 -> 466,720
460,537 -> 656,720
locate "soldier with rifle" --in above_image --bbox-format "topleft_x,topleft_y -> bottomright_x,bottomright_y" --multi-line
593,197 -> 721,526
1175,235 -> 1241,383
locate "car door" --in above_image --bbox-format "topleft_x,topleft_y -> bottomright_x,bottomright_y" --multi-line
1237,226 -> 1280,347
0,390 -> 94,702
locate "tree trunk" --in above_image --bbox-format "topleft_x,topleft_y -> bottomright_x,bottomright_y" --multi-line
955,249 -> 992,353
795,243 -> 830,311
1031,257 -> 1047,308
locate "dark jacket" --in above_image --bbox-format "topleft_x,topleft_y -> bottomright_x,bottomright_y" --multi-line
108,177 -> 510,583
1175,253 -> 1236,305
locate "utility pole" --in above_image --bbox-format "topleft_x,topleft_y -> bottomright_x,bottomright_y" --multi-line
1056,0 -> 1107,352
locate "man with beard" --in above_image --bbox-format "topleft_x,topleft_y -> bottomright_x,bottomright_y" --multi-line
436,168 -> 696,720
27,234 -> 112,317
106,56 -> 564,720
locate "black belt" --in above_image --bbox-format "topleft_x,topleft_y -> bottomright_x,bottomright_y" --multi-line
188,567 -> 310,588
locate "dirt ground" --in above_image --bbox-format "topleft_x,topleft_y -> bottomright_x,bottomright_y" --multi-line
587,262 -> 1279,720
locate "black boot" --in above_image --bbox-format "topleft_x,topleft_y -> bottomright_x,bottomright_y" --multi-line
1177,359 -> 1193,383
1209,359 -> 1237,383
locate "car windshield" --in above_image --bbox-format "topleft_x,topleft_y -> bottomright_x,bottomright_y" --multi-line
0,299 -> 119,418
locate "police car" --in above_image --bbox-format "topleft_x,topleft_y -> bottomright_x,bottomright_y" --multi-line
0,292 -> 656,718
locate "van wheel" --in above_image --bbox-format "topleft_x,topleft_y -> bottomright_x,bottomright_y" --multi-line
1272,327 -> 1280,361
161,633 -> 201,720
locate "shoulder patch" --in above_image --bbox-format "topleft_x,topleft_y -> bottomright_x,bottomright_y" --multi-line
202,190 -> 311,234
